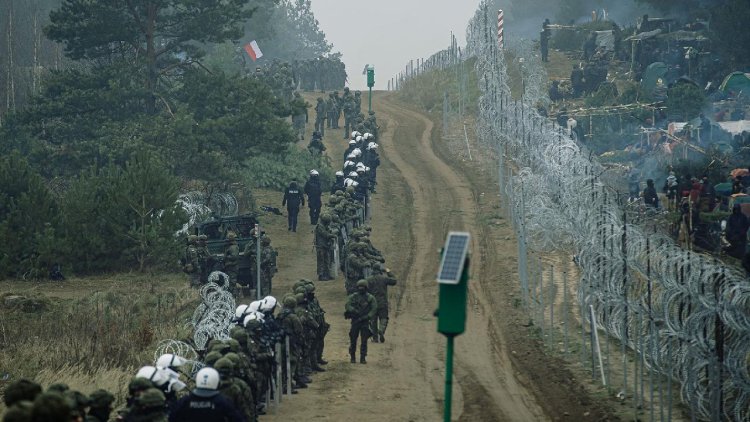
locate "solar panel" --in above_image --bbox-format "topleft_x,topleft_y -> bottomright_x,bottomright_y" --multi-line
437,232 -> 470,284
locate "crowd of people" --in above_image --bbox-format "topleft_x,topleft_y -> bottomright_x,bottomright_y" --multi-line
290,87 -> 379,142
251,57 -> 347,107
1,90 -> 398,421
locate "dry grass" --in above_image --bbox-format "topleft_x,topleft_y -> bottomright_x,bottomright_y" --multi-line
0,273 -> 197,409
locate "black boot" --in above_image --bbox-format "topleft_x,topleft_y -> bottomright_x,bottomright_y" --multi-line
360,355 -> 367,364
350,353 -> 356,363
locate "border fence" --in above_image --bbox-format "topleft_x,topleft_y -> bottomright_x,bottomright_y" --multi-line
393,1 -> 750,421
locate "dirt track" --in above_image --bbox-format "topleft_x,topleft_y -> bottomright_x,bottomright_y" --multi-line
265,94 -> 612,421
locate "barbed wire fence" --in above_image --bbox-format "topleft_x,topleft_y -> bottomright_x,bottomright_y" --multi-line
401,2 -> 750,421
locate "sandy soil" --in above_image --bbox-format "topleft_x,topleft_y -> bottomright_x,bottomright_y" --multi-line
263,92 -> 621,421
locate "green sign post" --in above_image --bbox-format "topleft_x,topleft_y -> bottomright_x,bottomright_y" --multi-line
436,232 -> 470,422
366,66 -> 375,113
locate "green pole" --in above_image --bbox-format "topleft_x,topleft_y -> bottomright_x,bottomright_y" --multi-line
368,86 -> 373,113
444,334 -> 455,422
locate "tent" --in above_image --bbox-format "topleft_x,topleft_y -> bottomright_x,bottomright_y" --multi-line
641,62 -> 668,94
719,72 -> 750,96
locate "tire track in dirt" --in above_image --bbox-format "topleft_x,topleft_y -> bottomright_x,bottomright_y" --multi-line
375,94 -> 547,422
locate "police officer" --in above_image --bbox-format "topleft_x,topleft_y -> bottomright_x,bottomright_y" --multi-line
304,170 -> 323,225
169,368 -> 245,422
282,180 -> 305,232
331,171 -> 346,194
344,280 -> 377,364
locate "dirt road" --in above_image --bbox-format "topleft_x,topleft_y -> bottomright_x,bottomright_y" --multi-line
265,92 -> 564,421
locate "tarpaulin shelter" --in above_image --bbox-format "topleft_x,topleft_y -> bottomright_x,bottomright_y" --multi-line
719,72 -> 750,96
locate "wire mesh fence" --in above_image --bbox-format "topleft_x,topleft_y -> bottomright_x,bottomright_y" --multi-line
446,2 -> 750,421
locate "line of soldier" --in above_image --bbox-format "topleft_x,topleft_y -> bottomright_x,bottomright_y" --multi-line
247,57 -> 347,105
291,87 -> 380,143
183,230 -> 278,299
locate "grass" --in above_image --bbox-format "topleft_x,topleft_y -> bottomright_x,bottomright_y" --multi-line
0,273 -> 197,409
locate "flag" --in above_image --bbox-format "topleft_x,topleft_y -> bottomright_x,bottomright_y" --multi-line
243,41 -> 263,61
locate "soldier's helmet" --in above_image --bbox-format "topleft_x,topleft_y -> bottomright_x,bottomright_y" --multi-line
88,389 -> 114,410
356,279 -> 368,289
187,235 -> 198,243
203,351 -> 223,367
127,377 -> 154,396
261,237 -> 271,246
3,379 -> 42,406
226,338 -> 241,353
305,283 -> 316,293
243,313 -> 262,329
136,388 -> 165,410
283,295 -> 297,308
344,87 -> 350,93
295,292 -> 306,303
198,234 -> 208,241
320,214 -> 331,223
226,231 -> 237,241
213,357 -> 234,377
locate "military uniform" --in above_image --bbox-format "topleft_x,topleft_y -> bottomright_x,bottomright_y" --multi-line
314,97 -> 327,136
214,358 -> 255,422
183,236 -> 201,287
196,235 -> 212,284
260,237 -> 277,296
367,270 -> 397,343
290,93 -> 309,141
345,280 -> 377,363
315,216 -> 337,281
223,233 -> 240,293
278,297 -> 304,389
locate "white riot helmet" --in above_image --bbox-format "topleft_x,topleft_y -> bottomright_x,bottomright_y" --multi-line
348,139 -> 357,145
355,135 -> 363,142
156,354 -> 187,371
367,142 -> 378,150
235,304 -> 249,320
135,366 -> 170,388
260,296 -> 277,312
346,153 -> 356,160
351,148 -> 362,157
248,300 -> 263,313
344,178 -> 354,187
351,131 -> 358,138
348,171 -> 359,178
364,133 -> 373,140
193,367 -> 221,397
344,160 -> 355,168
310,169 -> 319,176
335,170 -> 345,177
251,310 -> 265,321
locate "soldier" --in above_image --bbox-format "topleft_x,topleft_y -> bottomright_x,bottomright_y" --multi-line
314,97 -> 327,136
304,170 -> 323,225
195,235 -> 212,284
122,388 -> 167,422
353,91 -> 362,115
367,266 -> 397,343
570,64 -> 584,98
307,131 -> 326,155
282,179 -> 305,232
333,91 -> 343,129
223,232 -> 240,294
30,392 -> 72,422
345,280 -> 377,364
278,295 -> 306,390
260,236 -> 277,295
169,367 -> 245,422
303,282 -> 329,368
290,92 -> 309,141
86,389 -> 115,422
183,235 -> 200,287
293,290 -> 317,382
326,93 -> 337,129
213,358 -> 254,422
315,214 -> 337,281
342,89 -> 355,139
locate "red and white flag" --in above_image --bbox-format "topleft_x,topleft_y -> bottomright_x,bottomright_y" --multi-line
243,41 -> 263,61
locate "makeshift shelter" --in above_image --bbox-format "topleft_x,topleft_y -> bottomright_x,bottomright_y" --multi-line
719,72 -> 750,96
641,62 -> 668,94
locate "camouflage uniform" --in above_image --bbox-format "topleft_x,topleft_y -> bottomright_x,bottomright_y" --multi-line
260,237 -> 277,295
294,291 -> 318,377
315,215 -> 337,281
214,358 -> 254,422
196,235 -> 212,284
345,280 -> 377,363
314,97 -> 327,136
290,93 -> 309,141
223,233 -> 240,293
304,283 -> 329,367
367,269 -> 398,343
326,94 -> 337,128
278,296 -> 304,388
183,235 -> 200,287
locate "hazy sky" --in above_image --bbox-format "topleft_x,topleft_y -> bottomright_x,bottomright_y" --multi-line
310,0 -> 481,90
